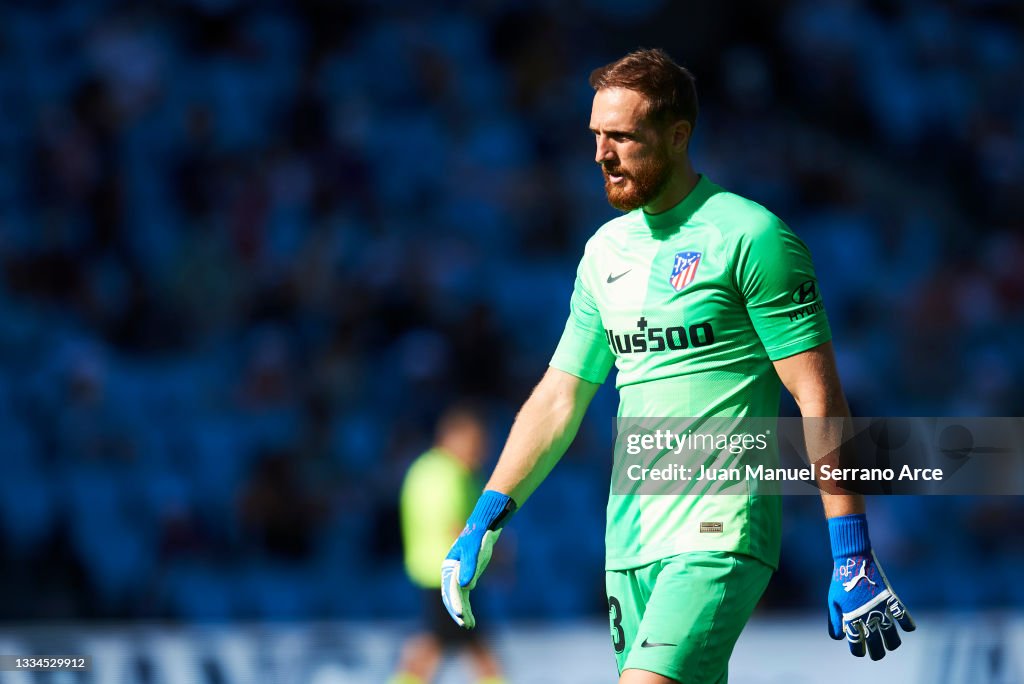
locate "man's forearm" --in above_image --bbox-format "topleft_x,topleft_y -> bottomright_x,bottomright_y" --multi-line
485,368 -> 596,505
798,395 -> 866,519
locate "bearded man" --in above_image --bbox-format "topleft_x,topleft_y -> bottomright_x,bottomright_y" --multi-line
440,48 -> 915,683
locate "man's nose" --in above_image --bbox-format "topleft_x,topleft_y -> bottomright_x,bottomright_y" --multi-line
595,136 -> 615,165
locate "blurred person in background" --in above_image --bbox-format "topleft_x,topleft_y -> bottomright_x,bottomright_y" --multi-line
440,49 -> 915,683
391,405 -> 505,684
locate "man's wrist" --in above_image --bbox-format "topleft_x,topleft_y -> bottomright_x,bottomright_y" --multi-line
828,513 -> 871,559
469,490 -> 518,531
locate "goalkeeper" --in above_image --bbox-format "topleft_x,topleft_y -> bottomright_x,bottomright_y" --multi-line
442,49 -> 914,684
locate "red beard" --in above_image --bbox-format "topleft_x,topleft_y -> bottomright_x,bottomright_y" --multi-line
602,149 -> 673,212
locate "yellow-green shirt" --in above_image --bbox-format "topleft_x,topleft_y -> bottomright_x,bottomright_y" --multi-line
399,448 -> 478,588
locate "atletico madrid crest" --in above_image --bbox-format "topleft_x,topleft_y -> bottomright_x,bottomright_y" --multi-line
669,251 -> 702,291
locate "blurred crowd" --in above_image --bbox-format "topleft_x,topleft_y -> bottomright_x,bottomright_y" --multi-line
0,0 -> 1022,621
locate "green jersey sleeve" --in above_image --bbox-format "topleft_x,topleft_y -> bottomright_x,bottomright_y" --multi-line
550,253 -> 616,384
734,217 -> 832,361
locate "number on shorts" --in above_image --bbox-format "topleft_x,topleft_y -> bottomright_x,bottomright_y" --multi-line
608,595 -> 625,653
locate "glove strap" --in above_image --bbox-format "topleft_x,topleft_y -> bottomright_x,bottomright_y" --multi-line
469,490 -> 517,531
828,513 -> 871,559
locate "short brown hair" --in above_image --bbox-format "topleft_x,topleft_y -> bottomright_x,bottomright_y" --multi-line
589,48 -> 698,128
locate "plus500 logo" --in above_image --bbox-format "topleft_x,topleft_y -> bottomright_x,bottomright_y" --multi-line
605,317 -> 715,354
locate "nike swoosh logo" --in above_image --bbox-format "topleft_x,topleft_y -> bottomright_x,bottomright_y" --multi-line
640,638 -> 677,648
606,269 -> 631,283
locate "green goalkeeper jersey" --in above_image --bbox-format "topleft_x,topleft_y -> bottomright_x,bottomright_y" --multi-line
550,175 -> 831,571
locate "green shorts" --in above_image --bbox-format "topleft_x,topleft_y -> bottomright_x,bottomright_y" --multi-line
606,551 -> 773,683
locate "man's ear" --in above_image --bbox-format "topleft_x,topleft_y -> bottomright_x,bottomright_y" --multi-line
671,120 -> 692,152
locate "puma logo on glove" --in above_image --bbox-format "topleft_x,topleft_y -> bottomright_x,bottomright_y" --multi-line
841,559 -> 878,592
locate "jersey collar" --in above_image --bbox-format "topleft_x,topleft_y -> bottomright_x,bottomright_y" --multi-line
641,174 -> 720,233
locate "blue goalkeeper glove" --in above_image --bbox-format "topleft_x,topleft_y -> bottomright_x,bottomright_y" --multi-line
827,514 -> 916,660
441,490 -> 517,628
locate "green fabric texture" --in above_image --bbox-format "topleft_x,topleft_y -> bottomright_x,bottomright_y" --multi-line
550,176 -> 832,570
606,551 -> 772,682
